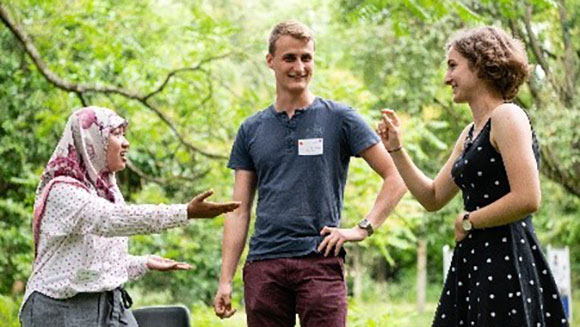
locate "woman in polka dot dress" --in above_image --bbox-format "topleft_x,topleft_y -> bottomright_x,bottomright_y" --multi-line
20,107 -> 239,327
378,26 -> 568,327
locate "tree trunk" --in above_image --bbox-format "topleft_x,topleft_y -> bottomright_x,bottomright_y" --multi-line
353,246 -> 363,301
417,238 -> 427,313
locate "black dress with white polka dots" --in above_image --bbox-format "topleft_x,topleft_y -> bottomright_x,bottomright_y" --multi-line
432,118 -> 569,327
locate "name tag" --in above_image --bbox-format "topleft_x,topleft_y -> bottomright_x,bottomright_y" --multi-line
298,138 -> 323,156
74,269 -> 101,283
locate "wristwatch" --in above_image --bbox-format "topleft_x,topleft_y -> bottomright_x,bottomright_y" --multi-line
462,212 -> 473,232
357,218 -> 374,236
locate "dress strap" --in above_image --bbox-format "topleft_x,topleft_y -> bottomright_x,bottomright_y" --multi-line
464,124 -> 475,150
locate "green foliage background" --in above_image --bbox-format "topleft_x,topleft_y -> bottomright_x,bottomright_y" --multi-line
1,0 -> 578,326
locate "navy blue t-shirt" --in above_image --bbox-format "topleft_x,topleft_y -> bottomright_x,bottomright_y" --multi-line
228,97 -> 380,261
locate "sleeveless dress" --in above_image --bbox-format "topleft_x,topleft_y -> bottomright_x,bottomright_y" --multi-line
431,117 -> 569,327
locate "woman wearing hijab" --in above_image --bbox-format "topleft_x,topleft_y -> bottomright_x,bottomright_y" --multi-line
20,106 -> 240,327
379,26 -> 568,327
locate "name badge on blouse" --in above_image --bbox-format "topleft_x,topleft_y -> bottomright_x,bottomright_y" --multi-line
298,138 -> 323,156
74,269 -> 101,283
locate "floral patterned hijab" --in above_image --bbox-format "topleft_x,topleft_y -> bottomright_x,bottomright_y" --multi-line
33,106 -> 127,257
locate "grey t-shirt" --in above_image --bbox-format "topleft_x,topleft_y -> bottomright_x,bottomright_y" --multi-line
228,97 -> 380,261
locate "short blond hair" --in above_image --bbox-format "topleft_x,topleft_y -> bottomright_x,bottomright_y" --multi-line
268,20 -> 315,55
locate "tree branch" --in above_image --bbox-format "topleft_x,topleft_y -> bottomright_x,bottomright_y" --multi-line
126,160 -> 208,185
540,147 -> 580,197
508,17 -> 544,109
76,92 -> 88,107
198,69 -> 214,108
521,1 -> 567,102
513,95 -> 531,110
557,0 -> 575,106
0,3 -> 227,160
522,3 -> 551,76
433,97 -> 463,123
143,53 -> 232,101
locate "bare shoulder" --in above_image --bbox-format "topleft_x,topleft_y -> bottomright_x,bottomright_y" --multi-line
490,103 -> 533,146
491,103 -> 531,128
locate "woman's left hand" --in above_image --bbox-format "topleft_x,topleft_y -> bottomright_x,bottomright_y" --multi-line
146,255 -> 193,271
454,212 -> 468,242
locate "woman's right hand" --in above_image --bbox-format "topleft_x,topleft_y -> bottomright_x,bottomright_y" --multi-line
187,190 -> 241,219
377,109 -> 403,152
147,255 -> 192,271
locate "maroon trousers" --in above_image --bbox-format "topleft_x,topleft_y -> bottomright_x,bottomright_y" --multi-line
243,254 -> 347,327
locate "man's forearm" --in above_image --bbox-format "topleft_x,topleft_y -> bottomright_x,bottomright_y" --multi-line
366,173 -> 407,229
219,213 -> 250,284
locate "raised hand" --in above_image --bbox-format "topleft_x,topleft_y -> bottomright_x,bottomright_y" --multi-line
187,190 -> 241,219
146,255 -> 192,271
377,109 -> 403,152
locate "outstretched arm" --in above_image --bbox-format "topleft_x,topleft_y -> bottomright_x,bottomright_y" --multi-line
41,184 -> 240,238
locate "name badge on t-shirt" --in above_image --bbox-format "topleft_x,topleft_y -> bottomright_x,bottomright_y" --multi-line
74,269 -> 101,283
298,138 -> 323,156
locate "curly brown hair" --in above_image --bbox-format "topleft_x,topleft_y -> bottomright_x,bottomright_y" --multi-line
446,26 -> 530,100
268,20 -> 315,55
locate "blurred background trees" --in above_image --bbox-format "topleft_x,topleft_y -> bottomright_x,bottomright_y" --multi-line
1,0 -> 578,325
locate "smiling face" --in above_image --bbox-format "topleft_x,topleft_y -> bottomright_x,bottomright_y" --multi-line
444,47 -> 481,103
266,35 -> 314,96
106,125 -> 129,172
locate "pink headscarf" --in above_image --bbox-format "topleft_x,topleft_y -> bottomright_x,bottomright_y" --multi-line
32,106 -> 128,257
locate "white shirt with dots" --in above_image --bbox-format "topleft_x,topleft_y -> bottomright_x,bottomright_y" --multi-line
22,182 -> 188,305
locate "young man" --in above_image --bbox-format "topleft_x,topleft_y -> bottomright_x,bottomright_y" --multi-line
213,20 -> 406,327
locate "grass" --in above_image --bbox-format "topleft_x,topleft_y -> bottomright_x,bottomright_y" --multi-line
188,300 -> 435,327
189,293 -> 580,327
2,288 -> 578,326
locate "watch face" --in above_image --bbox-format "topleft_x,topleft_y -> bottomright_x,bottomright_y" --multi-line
462,219 -> 472,231
358,219 -> 373,235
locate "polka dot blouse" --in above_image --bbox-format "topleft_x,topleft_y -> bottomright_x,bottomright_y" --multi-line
22,183 -> 188,305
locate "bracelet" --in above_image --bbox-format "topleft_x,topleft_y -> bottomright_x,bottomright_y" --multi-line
387,146 -> 403,153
